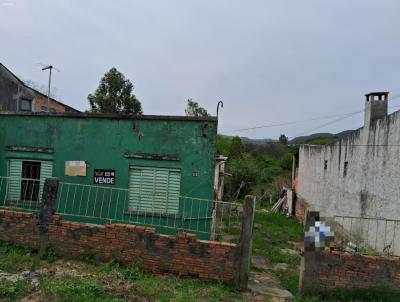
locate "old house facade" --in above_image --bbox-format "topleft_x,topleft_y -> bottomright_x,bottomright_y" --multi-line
0,112 -> 218,238
0,63 -> 79,113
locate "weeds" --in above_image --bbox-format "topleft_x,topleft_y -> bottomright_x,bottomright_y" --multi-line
252,212 -> 303,295
0,280 -> 33,300
44,246 -> 57,263
292,288 -> 400,302
97,258 -> 143,281
41,276 -> 124,302
95,258 -> 243,301
0,241 -> 36,273
78,249 -> 99,265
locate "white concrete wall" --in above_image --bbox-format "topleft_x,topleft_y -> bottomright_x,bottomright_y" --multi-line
298,109 -> 400,220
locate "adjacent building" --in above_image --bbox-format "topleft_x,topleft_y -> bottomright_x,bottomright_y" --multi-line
0,63 -> 79,113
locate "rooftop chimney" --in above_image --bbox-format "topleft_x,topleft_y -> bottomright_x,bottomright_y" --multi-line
364,92 -> 388,128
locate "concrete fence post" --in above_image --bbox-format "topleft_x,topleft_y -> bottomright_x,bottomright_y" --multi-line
38,178 -> 59,258
237,195 -> 256,290
299,210 -> 321,294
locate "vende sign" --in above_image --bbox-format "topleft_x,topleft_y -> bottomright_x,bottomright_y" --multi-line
94,169 -> 115,185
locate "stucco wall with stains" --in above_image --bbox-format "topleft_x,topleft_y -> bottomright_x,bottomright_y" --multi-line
297,97 -> 400,220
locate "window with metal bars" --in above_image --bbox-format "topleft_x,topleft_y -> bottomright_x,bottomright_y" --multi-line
20,161 -> 41,201
7,159 -> 53,202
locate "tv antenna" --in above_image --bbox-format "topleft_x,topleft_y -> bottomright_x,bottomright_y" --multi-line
38,63 -> 60,112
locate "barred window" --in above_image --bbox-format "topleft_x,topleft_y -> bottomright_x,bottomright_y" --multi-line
8,159 -> 53,202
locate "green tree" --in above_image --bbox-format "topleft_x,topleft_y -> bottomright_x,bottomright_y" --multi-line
216,135 -> 231,155
225,153 -> 258,199
185,99 -> 209,117
229,136 -> 244,158
279,134 -> 288,145
88,67 -> 142,115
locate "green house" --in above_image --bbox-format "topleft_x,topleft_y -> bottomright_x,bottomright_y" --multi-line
0,112 -> 218,239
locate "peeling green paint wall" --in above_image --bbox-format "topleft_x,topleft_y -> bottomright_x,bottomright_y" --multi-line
0,113 -> 217,238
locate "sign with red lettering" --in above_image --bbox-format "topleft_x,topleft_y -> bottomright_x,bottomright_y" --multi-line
94,169 -> 115,185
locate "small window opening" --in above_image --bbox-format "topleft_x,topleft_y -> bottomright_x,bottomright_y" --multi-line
343,161 -> 349,177
21,161 -> 41,201
324,160 -> 328,170
19,98 -> 32,112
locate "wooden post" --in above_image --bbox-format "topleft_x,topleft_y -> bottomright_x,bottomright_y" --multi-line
38,178 -> 59,259
237,195 -> 256,290
287,189 -> 293,216
210,207 -> 217,241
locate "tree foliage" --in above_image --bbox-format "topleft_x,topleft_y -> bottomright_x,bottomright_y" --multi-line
88,67 -> 142,115
217,135 -> 296,200
279,134 -> 288,145
185,99 -> 209,117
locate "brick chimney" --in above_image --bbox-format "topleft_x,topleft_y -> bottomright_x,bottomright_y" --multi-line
364,92 -> 388,128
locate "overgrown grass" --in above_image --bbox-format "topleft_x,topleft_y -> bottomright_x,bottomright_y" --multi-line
291,288 -> 400,302
0,280 -> 33,300
252,213 -> 400,301
0,241 -> 38,273
252,211 -> 303,295
0,241 -> 243,301
96,258 -> 244,302
130,274 -> 243,302
41,276 -> 125,302
253,212 -> 303,259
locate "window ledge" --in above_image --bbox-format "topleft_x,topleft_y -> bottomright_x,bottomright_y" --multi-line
3,200 -> 41,207
123,210 -> 181,218
6,146 -> 54,154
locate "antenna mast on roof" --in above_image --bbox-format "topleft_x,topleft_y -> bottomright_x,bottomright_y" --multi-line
40,64 -> 59,112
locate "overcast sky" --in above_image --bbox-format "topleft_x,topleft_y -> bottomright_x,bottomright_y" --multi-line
1,0 -> 400,139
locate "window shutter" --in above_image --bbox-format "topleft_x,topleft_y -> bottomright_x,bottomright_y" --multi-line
39,161 -> 53,200
7,159 -> 22,201
128,166 -> 180,214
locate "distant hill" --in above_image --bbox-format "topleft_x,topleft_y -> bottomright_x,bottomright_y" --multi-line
288,133 -> 333,144
219,130 -> 354,146
288,130 -> 354,145
240,137 -> 277,145
336,130 -> 355,138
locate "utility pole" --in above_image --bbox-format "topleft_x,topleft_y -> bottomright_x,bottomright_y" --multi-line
41,65 -> 53,112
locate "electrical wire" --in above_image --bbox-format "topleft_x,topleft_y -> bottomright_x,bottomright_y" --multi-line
222,111 -> 362,133
290,104 -> 400,140
221,94 -> 400,135
288,111 -> 363,139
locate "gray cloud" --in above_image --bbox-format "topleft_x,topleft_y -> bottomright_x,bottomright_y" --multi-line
1,0 -> 399,138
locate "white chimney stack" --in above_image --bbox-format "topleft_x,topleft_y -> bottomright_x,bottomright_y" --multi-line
364,92 -> 388,128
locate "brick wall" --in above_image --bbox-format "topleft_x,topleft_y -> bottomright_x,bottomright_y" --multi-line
319,250 -> 400,291
0,209 -> 239,285
300,210 -> 400,293
33,94 -> 67,113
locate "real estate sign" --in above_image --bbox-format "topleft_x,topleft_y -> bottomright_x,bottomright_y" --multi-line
94,169 -> 115,185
